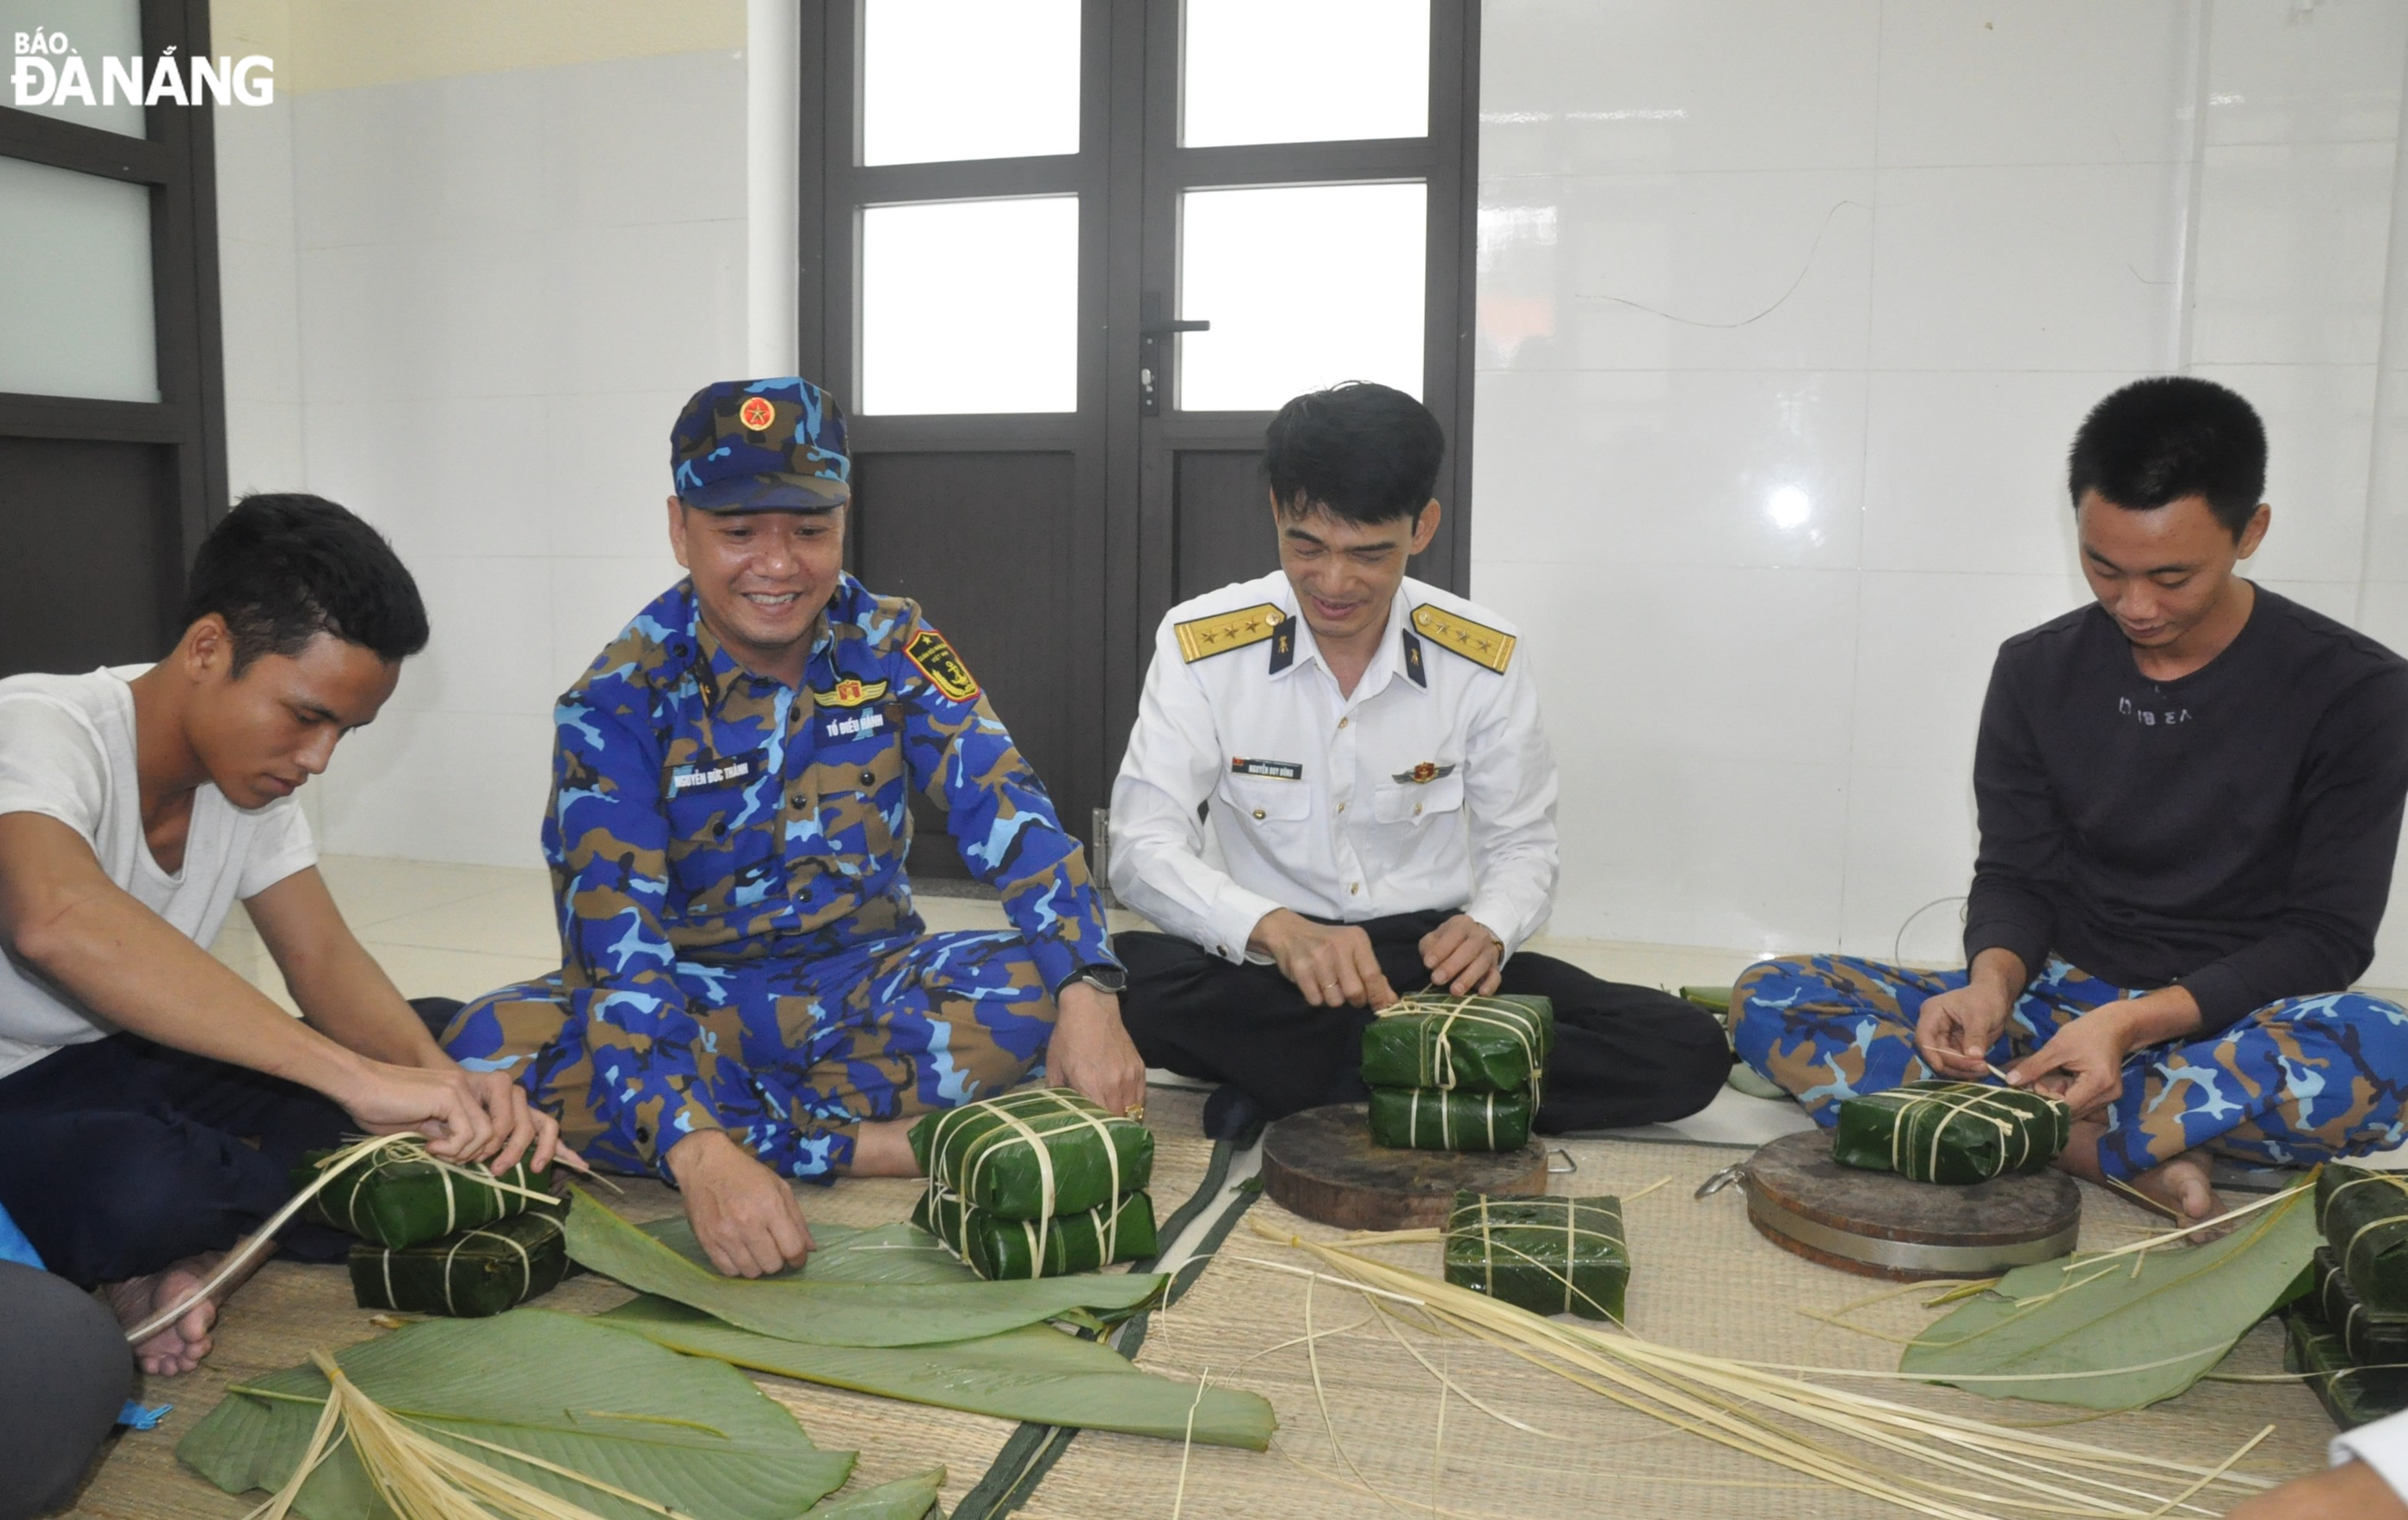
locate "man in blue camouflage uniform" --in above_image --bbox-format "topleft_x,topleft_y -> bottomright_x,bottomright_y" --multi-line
444,378 -> 1144,1277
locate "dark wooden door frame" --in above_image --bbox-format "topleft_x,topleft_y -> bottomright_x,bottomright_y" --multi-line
794,0 -> 1480,825
0,0 -> 228,587
1115,0 -> 1480,751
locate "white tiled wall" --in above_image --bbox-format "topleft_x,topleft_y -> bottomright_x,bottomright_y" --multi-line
215,5 -> 2408,984
1473,0 -> 2408,978
217,46 -> 750,867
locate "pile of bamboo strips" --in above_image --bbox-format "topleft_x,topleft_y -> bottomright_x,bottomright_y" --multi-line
1246,1220 -> 2278,1520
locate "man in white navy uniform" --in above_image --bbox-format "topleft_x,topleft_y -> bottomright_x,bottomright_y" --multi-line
1109,382 -> 1731,1137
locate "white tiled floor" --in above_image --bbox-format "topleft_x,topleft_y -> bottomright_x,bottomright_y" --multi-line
209,855 -> 1770,1012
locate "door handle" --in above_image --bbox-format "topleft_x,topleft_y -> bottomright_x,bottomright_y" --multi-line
1138,316 -> 1209,416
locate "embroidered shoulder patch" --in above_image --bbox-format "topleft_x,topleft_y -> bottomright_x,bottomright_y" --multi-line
905,629 -> 980,702
1410,605 -> 1516,674
1175,603 -> 1284,663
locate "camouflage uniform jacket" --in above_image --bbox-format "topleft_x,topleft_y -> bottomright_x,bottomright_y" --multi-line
545,575 -> 1115,1163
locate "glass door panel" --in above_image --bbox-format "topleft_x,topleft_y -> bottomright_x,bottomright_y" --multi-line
1175,180 -> 1426,411
0,0 -> 147,138
1180,0 -> 1429,147
858,195 -> 1081,414
0,156 -> 160,401
861,0 -> 1082,166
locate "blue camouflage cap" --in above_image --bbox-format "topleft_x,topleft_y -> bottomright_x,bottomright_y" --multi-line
670,377 -> 851,512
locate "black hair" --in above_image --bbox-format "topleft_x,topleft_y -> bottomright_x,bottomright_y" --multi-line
180,493 -> 429,673
2067,376 -> 2267,538
1263,381 -> 1446,525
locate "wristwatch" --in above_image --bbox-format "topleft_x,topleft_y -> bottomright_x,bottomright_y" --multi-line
1059,963 -> 1129,996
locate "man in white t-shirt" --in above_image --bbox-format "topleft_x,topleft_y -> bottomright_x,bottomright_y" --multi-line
0,494 -> 562,1378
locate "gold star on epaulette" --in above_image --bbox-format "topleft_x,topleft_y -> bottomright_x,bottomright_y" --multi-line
1175,603 -> 1285,663
1409,605 -> 1516,673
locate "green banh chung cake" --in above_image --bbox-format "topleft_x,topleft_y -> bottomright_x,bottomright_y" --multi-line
2287,1301 -> 2408,1430
913,1188 -> 1158,1282
1360,994 -> 1553,1095
1442,1192 -> 1629,1322
2319,1165 -> 2408,1313
911,1088 -> 1159,1280
1368,1087 -> 1533,1153
1832,1081 -> 2070,1185
1362,993 -> 1551,1153
909,1087 -> 1154,1220
349,1210 -> 569,1319
293,1148 -> 560,1250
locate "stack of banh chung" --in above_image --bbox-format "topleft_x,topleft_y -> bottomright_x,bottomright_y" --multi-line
1443,1190 -> 1630,1321
293,1146 -> 567,1317
910,1087 -> 1157,1280
1360,993 -> 1553,1152
2288,1165 -> 2408,1428
1831,1080 -> 2070,1184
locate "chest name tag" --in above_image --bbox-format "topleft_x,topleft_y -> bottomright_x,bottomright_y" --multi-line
668,748 -> 770,795
1231,757 -> 1303,780
820,706 -> 889,744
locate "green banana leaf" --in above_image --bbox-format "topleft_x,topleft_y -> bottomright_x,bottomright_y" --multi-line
1899,1184 -> 2319,1409
565,1189 -> 1163,1344
600,1297 -> 1275,1450
176,1309 -> 856,1519
805,1468 -> 946,1518
641,1216 -> 975,1284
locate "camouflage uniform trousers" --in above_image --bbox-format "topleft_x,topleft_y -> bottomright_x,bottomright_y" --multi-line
1731,953 -> 2408,1180
442,929 -> 1056,1181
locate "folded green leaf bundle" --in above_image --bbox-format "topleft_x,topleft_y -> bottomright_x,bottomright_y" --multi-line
2285,1302 -> 2408,1431
1367,1085 -> 1532,1152
293,1146 -> 559,1249
2317,1164 -> 2408,1311
565,1189 -> 1163,1344
914,1186 -> 1157,1280
2314,1245 -> 2408,1365
1359,994 -> 1553,1096
1442,1190 -> 1627,1321
176,1309 -> 860,1518
1832,1079 -> 2068,1184
349,1210 -> 568,1319
908,1086 -> 1154,1220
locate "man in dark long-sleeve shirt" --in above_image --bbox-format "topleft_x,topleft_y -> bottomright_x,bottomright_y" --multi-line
1733,377 -> 2408,1223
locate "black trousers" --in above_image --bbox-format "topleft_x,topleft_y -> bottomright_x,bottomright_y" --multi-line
1116,911 -> 1733,1132
0,1260 -> 130,1518
0,1032 -> 354,1287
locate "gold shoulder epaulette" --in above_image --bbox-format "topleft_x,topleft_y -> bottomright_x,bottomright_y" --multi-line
1411,604 -> 1516,673
1175,603 -> 1285,663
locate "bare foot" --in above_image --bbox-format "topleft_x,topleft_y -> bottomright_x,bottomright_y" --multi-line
2126,1152 -> 2228,1238
103,1255 -> 218,1377
2054,1123 -> 2229,1240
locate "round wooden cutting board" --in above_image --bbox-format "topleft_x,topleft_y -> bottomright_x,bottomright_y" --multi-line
1260,1102 -> 1549,1230
1716,1127 -> 2081,1281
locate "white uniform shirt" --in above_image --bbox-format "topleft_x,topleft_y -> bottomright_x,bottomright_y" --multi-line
2334,1406 -> 2408,1498
0,666 -> 316,1080
1109,571 -> 1558,965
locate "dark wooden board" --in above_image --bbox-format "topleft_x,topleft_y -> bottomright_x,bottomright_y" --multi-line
1739,1128 -> 2081,1281
1260,1102 -> 1548,1230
